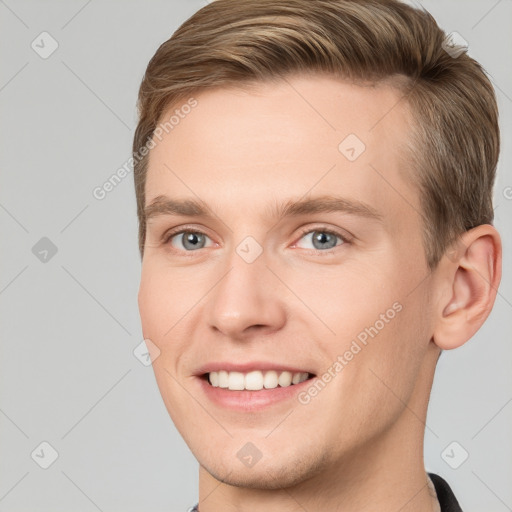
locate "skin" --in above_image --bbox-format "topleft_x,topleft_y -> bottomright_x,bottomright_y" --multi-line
138,75 -> 501,511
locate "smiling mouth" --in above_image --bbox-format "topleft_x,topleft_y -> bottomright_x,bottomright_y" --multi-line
202,370 -> 315,391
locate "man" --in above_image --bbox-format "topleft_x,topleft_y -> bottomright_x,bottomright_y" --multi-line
132,1 -> 502,510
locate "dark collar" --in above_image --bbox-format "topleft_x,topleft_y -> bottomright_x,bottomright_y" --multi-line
428,473 -> 463,511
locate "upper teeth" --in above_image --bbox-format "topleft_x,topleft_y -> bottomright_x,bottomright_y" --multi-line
208,370 -> 309,391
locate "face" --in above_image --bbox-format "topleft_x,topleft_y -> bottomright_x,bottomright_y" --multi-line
138,75 -> 438,489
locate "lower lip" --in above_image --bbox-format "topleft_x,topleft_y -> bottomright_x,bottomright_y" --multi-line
197,376 -> 314,411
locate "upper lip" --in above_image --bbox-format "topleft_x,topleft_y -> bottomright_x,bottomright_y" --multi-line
195,361 -> 314,376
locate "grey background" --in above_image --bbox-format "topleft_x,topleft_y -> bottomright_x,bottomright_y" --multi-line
0,1 -> 510,511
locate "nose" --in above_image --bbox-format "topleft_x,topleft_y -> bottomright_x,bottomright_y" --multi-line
205,249 -> 287,340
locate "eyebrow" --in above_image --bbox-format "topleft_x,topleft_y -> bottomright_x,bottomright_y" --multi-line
144,194 -> 383,223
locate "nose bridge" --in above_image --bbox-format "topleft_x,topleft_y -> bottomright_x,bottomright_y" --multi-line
205,237 -> 285,337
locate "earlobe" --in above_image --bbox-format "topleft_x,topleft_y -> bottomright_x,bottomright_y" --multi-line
433,225 -> 502,351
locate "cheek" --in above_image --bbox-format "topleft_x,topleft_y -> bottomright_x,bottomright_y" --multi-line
138,260 -> 188,338
292,260 -> 430,418
138,261 -> 160,319
282,259 -> 398,341
325,294 -> 430,432
138,267 -> 196,425
138,261 -> 206,378
138,278 -> 165,339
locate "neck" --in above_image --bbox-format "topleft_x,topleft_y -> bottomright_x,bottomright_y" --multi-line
196,345 -> 441,512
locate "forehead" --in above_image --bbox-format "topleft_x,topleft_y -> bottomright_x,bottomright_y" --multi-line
145,75 -> 418,224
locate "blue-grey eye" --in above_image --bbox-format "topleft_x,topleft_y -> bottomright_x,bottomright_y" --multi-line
170,232 -> 211,251
296,230 -> 344,250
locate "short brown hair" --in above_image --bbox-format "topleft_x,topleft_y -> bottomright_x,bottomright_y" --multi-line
133,0 -> 499,269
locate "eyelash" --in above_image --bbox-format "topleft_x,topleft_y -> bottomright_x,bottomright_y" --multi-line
162,225 -> 351,256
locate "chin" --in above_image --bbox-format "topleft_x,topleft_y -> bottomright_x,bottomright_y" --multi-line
198,449 -> 330,490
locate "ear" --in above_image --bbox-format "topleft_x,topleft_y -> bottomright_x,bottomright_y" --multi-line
432,224 -> 502,350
